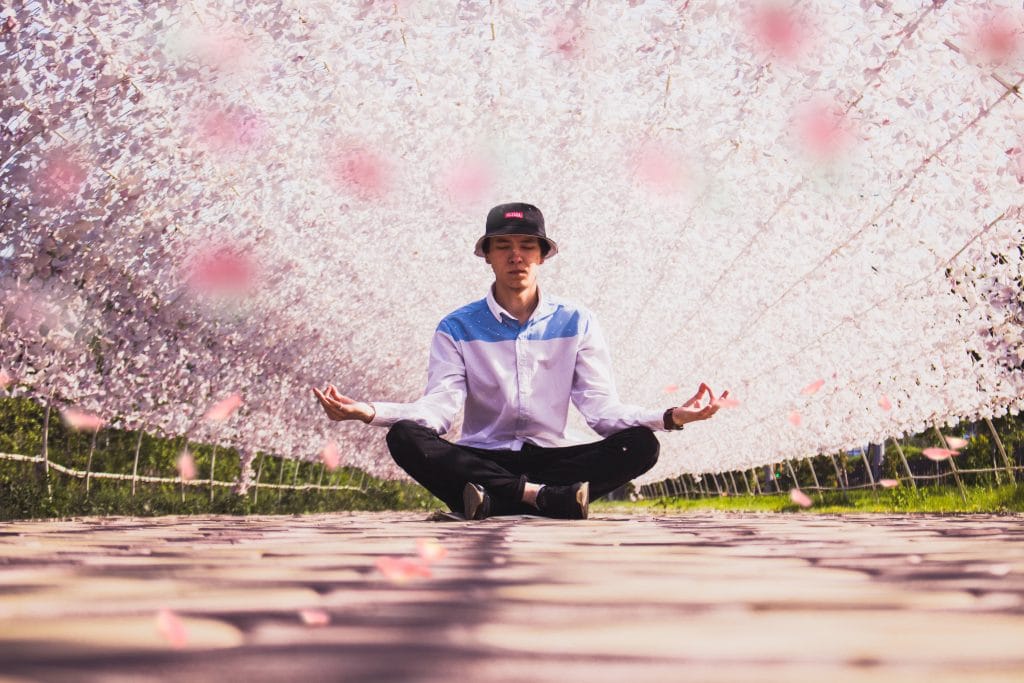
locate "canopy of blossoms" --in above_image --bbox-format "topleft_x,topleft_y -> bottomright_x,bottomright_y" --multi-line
1,0 -> 1022,483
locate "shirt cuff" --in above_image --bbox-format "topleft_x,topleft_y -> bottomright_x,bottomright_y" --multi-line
642,408 -> 669,432
368,402 -> 404,427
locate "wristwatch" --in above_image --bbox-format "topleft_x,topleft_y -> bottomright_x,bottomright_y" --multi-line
664,408 -> 684,431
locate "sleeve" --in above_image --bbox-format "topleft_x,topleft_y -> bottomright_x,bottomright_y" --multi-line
368,323 -> 466,434
570,311 -> 666,436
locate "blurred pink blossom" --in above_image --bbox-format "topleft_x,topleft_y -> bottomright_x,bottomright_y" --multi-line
416,538 -> 447,562
878,394 -> 892,411
441,156 -> 494,205
155,608 -> 188,649
376,556 -> 432,583
713,396 -> 741,408
39,151 -> 86,205
663,384 -> 679,394
945,436 -> 969,450
320,440 -> 340,471
197,107 -> 266,151
879,479 -> 899,488
177,450 -> 197,481
800,378 -> 825,395
922,447 -> 959,461
187,245 -> 256,296
631,145 -> 688,195
0,369 -> 12,390
794,100 -> 854,160
329,144 -> 391,198
744,2 -> 812,60
204,393 -> 243,422
60,408 -> 105,432
789,488 -> 813,508
968,9 -> 1023,65
299,609 -> 331,626
788,410 -> 802,427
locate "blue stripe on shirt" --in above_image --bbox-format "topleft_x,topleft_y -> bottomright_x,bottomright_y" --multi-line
440,298 -> 583,343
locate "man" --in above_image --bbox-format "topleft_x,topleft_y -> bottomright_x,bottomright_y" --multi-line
314,202 -> 728,520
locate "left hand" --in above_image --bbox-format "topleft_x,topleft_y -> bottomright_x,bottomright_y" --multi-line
670,383 -> 729,428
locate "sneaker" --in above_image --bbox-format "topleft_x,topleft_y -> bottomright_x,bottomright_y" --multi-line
462,482 -> 492,521
535,481 -> 589,519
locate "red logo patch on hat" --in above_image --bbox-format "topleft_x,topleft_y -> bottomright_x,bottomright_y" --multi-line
504,211 -> 524,219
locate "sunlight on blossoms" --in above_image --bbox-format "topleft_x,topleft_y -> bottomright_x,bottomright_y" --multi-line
0,0 -> 1021,486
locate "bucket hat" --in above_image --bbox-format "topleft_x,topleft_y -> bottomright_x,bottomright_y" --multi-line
474,202 -> 559,259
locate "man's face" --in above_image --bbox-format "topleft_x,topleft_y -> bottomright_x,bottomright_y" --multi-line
485,235 -> 545,291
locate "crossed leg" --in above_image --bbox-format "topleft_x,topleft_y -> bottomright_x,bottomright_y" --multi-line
386,420 -> 660,515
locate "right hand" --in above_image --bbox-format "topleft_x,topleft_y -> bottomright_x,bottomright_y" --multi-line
312,385 -> 375,423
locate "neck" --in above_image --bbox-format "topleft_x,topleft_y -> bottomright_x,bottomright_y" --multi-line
493,281 -> 540,325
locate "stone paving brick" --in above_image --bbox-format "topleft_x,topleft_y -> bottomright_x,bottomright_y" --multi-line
0,512 -> 1021,682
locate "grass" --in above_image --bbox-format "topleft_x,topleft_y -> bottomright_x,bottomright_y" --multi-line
591,483 -> 1024,515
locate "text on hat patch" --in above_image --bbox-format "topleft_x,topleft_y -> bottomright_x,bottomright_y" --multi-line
504,211 -> 524,219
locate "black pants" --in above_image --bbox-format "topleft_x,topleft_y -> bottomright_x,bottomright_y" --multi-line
386,420 -> 660,515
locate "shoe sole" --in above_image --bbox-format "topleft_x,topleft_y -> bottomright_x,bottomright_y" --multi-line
463,483 -> 485,521
577,482 -> 590,520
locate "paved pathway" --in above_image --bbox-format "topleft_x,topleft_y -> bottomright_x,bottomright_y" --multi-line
0,512 -> 1022,682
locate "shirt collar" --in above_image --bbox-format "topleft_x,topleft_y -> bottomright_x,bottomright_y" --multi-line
486,284 -> 552,323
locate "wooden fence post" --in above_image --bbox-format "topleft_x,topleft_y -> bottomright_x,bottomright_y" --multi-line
208,445 -> 217,504
785,461 -> 800,489
807,457 -> 821,490
85,428 -> 98,497
933,425 -> 968,503
277,456 -> 285,503
891,439 -> 918,490
130,429 -> 144,497
40,395 -> 53,499
253,454 -> 264,505
984,417 -> 1016,484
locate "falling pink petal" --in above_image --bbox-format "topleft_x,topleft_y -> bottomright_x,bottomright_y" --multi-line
878,394 -> 892,411
192,25 -> 252,71
155,608 -> 188,649
922,447 -> 959,461
177,450 -> 196,481
416,538 -> 447,562
988,564 -> 1012,577
204,393 -> 243,422
745,3 -> 811,60
907,554 -> 922,565
376,556 -> 432,583
39,151 -> 87,205
441,156 -> 494,205
789,488 -> 813,508
788,410 -> 802,427
299,609 -> 331,626
320,441 -> 340,471
4,16 -> 18,31
945,436 -> 969,450
631,145 -> 688,195
795,100 -> 854,160
712,396 -> 741,408
60,408 -> 105,432
663,384 -> 679,394
0,369 -> 12,389
968,9 -> 1023,65
329,144 -> 391,199
187,245 -> 256,296
879,479 -> 899,488
197,106 -> 266,152
800,378 -> 825,395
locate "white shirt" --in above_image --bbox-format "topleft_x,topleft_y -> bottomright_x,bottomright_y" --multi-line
370,286 -> 666,449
